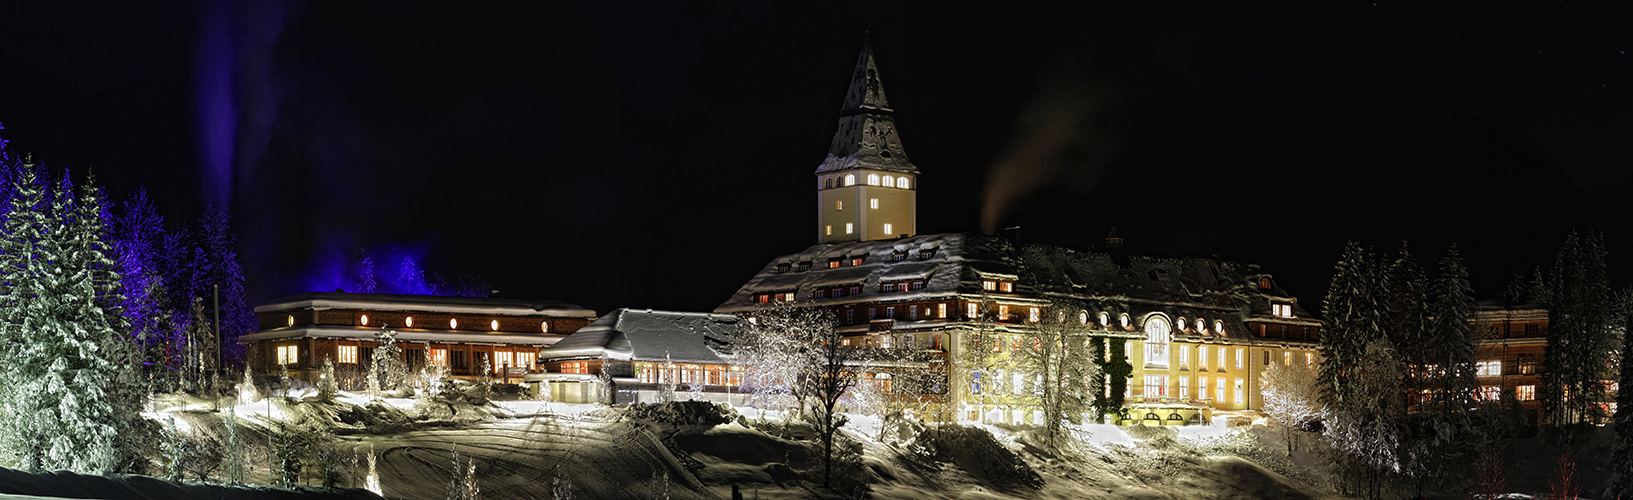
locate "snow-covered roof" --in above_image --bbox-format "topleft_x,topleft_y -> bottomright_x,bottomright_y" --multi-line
252,292 -> 596,318
538,308 -> 743,364
814,40 -> 918,176
718,232 -> 1317,338
238,326 -> 565,346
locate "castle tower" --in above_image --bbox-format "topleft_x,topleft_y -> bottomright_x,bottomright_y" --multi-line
814,40 -> 918,243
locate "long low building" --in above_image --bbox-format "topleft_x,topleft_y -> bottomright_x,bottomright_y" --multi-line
533,308 -> 748,404
242,292 -> 597,385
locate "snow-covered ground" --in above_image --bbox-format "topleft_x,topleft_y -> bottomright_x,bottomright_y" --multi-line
2,391 -> 1615,499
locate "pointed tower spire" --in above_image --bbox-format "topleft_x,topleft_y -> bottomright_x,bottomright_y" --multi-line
814,39 -> 919,243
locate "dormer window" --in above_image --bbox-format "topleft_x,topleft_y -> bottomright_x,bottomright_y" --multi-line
1214,320 -> 1224,334
908,281 -> 925,291
849,286 -> 861,296
775,263 -> 791,273
1099,312 -> 1110,326
1119,314 -> 1130,329
850,256 -> 864,266
828,259 -> 842,269
918,249 -> 937,259
892,252 -> 907,262
999,281 -> 1013,293
982,280 -> 997,291
757,294 -> 771,304
1259,277 -> 1273,289
1272,303 -> 1294,318
797,261 -> 811,271
1177,317 -> 1188,331
882,283 -> 897,293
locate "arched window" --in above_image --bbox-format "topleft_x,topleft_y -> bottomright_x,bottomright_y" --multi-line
825,177 -> 835,189
898,177 -> 910,189
844,174 -> 856,186
883,175 -> 895,187
867,173 -> 880,186
1145,316 -> 1171,368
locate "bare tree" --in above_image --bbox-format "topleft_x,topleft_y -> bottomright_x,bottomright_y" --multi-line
1011,302 -> 1097,451
794,311 -> 861,489
1260,361 -> 1321,456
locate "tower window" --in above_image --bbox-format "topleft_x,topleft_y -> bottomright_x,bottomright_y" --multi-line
836,200 -> 843,211
825,225 -> 832,236
883,223 -> 893,234
846,223 -> 854,234
870,198 -> 879,209
867,174 -> 880,186
825,178 -> 835,189
883,175 -> 895,187
898,177 -> 909,189
844,174 -> 855,186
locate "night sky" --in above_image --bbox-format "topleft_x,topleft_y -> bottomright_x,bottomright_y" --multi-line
1,1 -> 1630,315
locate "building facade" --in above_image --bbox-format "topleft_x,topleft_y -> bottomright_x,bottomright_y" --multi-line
716,43 -> 1322,425
241,292 -> 596,386
533,308 -> 749,405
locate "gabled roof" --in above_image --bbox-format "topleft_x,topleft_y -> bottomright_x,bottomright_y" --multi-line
253,292 -> 596,318
815,40 -> 918,176
538,308 -> 743,364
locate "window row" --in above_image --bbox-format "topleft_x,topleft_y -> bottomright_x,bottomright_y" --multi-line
980,279 -> 1015,293
754,292 -> 797,304
355,313 -> 550,333
825,173 -> 913,190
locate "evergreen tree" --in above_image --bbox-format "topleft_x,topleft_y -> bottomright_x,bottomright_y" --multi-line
318,355 -> 339,402
0,167 -> 145,473
1318,242 -> 1402,499
224,406 -> 245,484
1541,231 -> 1616,431
1609,289 -> 1633,498
1400,244 -> 1483,496
372,328 -> 404,394
1319,241 -> 1387,410
1383,242 -> 1428,414
194,206 -> 251,369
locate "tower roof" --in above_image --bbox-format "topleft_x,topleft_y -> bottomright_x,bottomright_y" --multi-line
815,40 -> 919,175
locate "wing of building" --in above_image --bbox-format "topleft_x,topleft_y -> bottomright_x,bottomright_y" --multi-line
533,308 -> 747,404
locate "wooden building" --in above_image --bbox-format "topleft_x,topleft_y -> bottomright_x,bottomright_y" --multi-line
533,308 -> 748,404
241,292 -> 596,386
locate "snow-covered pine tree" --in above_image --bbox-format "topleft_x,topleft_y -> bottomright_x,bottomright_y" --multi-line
1400,244 -> 1482,496
273,422 -> 303,488
314,426 -> 342,488
372,328 -> 404,394
1318,241 -> 1387,412
1318,242 -> 1403,499
1383,241 -> 1428,415
319,355 -> 339,403
224,406 -> 245,484
164,416 -> 185,481
1540,231 -> 1616,432
0,168 -> 144,473
240,367 -> 258,405
1609,289 -> 1633,499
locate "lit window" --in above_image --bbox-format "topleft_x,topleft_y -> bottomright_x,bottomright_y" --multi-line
884,223 -> 893,234
1179,376 -> 1190,399
784,292 -> 795,302
1200,376 -> 1209,399
1119,314 -> 1130,329
1234,378 -> 1244,404
1145,375 -> 1168,397
1476,360 -> 1503,377
883,175 -> 895,187
1029,307 -> 1040,323
931,333 -> 944,350
491,319 -> 499,331
844,174 -> 855,186
430,349 -> 448,367
938,303 -> 947,318
493,351 -> 514,368
971,371 -> 982,395
1508,383 -> 1535,400
1214,320 -> 1223,334
999,305 -> 1010,318
1099,312 -> 1109,326
450,318 -> 459,329
287,315 -> 294,327
1479,385 -> 1501,401
1216,377 -> 1226,402
846,223 -> 853,234
1000,281 -> 1013,293
851,257 -> 863,266
1219,347 -> 1227,369
1235,348 -> 1244,369
516,352 -> 535,367
405,316 -> 414,328
982,280 -> 996,291
541,321 -> 550,333
868,174 -> 880,186
967,302 -> 978,318
1305,352 -> 1314,367
338,345 -> 358,364
1178,317 -> 1188,331
897,177 -> 909,189
1196,319 -> 1204,332
361,314 -> 369,326
1199,345 -> 1209,368
825,225 -> 833,236
1180,345 -> 1190,369
277,345 -> 298,365
1283,351 -> 1292,366
1145,316 -> 1170,368
882,335 -> 894,348
837,200 -> 844,210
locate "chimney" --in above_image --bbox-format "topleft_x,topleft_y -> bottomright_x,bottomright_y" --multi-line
1001,226 -> 1022,244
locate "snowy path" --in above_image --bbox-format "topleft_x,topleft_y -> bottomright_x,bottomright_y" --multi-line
359,411 -> 714,500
